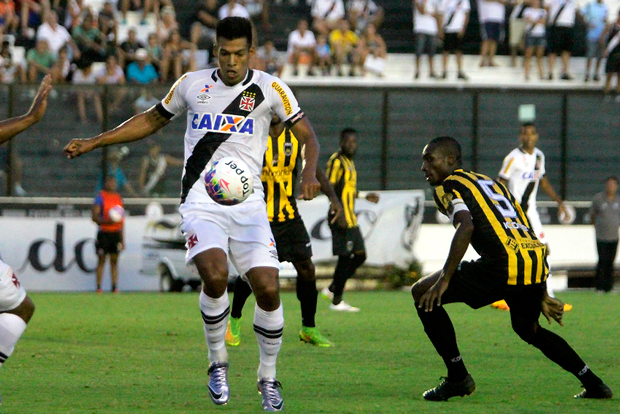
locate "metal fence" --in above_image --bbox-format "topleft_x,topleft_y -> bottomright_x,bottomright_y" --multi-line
1,83 -> 618,201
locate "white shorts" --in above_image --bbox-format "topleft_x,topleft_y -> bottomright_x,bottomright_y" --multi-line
0,261 -> 27,312
527,207 -> 546,244
179,200 -> 280,277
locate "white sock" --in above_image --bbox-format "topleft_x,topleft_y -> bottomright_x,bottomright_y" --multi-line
253,303 -> 284,380
0,313 -> 28,366
199,291 -> 230,364
546,272 -> 555,298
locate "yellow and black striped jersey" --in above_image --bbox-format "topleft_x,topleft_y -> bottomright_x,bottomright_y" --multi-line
434,169 -> 548,286
326,151 -> 357,228
261,127 -> 301,223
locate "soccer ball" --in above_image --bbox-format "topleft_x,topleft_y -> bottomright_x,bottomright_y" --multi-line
205,157 -> 253,205
108,205 -> 125,223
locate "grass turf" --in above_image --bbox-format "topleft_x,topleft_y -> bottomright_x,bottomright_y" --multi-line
1,290 -> 618,413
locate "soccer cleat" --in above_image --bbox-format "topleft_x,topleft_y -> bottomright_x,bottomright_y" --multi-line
225,317 -> 241,347
423,375 -> 476,401
299,326 -> 333,347
207,362 -> 230,405
563,303 -> 573,312
574,383 -> 613,399
258,378 -> 284,411
329,301 -> 360,312
320,286 -> 334,301
491,300 -> 510,311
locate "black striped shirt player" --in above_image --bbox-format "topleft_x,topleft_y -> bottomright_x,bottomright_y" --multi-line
226,115 -> 344,348
63,18 -> 322,412
411,136 -> 612,401
321,128 -> 379,312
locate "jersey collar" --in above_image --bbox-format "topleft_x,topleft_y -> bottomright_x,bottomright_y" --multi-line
212,69 -> 254,86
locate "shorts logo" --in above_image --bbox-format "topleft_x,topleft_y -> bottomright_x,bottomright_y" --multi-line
191,113 -> 254,135
240,91 -> 256,112
271,82 -> 292,116
284,142 -> 293,156
11,273 -> 20,288
187,232 -> 199,249
346,241 -> 354,252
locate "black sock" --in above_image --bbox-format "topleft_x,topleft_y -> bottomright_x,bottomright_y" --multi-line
529,327 -> 603,388
296,278 -> 318,328
416,304 -> 468,381
231,277 -> 252,319
111,283 -> 117,291
331,255 -> 353,304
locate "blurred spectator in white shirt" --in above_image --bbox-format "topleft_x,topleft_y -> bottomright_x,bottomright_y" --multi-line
219,0 -> 251,20
156,6 -> 178,43
479,0 -> 506,67
581,0 -> 608,82
0,40 -> 25,83
311,0 -> 345,35
287,19 -> 317,76
36,10 -> 79,58
72,59 -> 103,124
413,0 -> 442,78
546,0 -> 577,80
347,0 -> 384,33
255,39 -> 284,76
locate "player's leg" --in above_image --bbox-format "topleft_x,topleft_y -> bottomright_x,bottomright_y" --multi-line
95,231 -> 106,293
507,285 -> 612,398
226,276 -> 252,347
109,253 -> 119,293
294,258 -> 332,347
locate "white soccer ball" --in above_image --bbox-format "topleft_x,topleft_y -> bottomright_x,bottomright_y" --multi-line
108,205 -> 125,223
205,157 -> 254,205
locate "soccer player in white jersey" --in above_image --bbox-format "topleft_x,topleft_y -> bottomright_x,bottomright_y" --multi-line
63,17 -> 321,411
0,75 -> 52,404
493,122 -> 572,312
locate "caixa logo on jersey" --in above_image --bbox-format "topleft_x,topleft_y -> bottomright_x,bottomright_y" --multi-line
191,113 -> 254,135
521,171 -> 540,180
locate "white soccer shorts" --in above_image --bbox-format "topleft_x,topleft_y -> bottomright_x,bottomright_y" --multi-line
0,261 -> 27,312
527,207 -> 547,244
179,199 -> 280,277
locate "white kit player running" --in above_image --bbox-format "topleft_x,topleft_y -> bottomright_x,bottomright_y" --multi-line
0,75 -> 52,405
494,122 -> 572,311
64,17 -> 321,412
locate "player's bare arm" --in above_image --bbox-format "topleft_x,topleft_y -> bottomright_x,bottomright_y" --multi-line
316,167 -> 345,225
64,105 -> 171,159
539,176 -> 568,217
290,116 -> 321,200
0,74 -> 52,145
419,210 -> 473,312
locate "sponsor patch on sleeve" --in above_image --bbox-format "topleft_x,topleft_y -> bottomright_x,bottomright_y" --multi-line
272,82 -> 293,116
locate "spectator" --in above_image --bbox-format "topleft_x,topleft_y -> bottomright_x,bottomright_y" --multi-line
72,13 -> 107,63
347,0 -> 384,33
359,23 -> 386,77
63,0 -> 86,30
330,18 -> 360,76
126,47 -> 157,83
255,39 -> 284,76
119,27 -> 145,68
36,10 -> 78,58
315,33 -> 332,75
602,10 -> 620,99
218,0 -> 251,20
479,0 -> 506,67
26,38 -> 55,82
590,175 -> 620,293
0,0 -> 19,35
523,0 -> 547,80
20,0 -> 50,41
508,0 -> 529,67
145,32 -> 163,71
156,6 -> 178,43
287,19 -> 317,76
190,0 -> 218,48
96,54 -> 126,112
581,0 -> 608,82
72,59 -> 103,124
441,0 -> 470,80
51,44 -> 71,83
120,0 -> 153,25
160,28 -> 196,82
98,1 -> 118,43
546,0 -> 577,80
0,41 -> 25,83
311,0 -> 345,36
133,86 -> 159,114
413,0 -> 442,79
97,147 -> 137,197
138,140 -> 183,197
242,0 -> 269,29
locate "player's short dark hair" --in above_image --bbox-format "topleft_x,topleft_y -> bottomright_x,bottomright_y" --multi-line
606,175 -> 619,183
216,17 -> 253,47
340,127 -> 357,141
428,136 -> 462,165
521,122 -> 536,130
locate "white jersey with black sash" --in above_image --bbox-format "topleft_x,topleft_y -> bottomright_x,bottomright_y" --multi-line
156,68 -> 305,205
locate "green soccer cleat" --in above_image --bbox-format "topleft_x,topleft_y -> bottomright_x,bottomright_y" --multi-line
225,317 -> 241,347
299,326 -> 333,347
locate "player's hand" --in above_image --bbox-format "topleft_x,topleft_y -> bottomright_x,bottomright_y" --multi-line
542,293 -> 564,326
64,138 -> 97,159
557,202 -> 570,222
418,274 -> 449,312
328,199 -> 344,225
118,242 -> 125,252
299,169 -> 320,200
366,192 -> 380,203
26,74 -> 52,123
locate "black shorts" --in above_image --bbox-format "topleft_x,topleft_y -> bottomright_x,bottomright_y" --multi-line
605,51 -> 620,74
270,216 -> 312,263
96,231 -> 122,255
547,26 -> 573,54
483,22 -> 502,42
330,225 -> 365,256
443,32 -> 464,53
441,259 -> 546,322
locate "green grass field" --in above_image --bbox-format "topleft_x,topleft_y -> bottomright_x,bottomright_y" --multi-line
1,290 -> 618,413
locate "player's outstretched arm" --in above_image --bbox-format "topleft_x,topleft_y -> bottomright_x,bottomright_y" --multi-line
0,74 -> 52,145
539,176 -> 568,217
64,105 -> 171,159
291,116 -> 320,200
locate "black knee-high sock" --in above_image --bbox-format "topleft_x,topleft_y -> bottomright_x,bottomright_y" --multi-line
231,277 -> 253,319
416,305 -> 468,381
348,253 -> 366,277
296,278 -> 318,328
529,327 -> 603,388
331,255 -> 353,304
